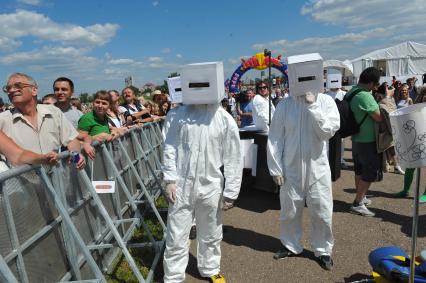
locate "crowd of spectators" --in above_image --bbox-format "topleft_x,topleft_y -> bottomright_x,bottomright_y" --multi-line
222,83 -> 289,128
0,72 -> 175,171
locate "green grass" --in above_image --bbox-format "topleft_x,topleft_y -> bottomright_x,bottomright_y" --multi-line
105,196 -> 168,283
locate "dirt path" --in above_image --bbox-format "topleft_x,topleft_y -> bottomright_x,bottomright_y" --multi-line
182,153 -> 426,283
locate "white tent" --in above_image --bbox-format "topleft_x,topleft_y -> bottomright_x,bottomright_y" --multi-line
352,41 -> 426,79
323,59 -> 354,75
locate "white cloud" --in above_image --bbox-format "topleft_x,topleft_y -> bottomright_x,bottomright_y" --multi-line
104,68 -> 129,76
148,56 -> 162,62
228,58 -> 240,65
17,0 -> 41,5
0,35 -> 21,51
227,55 -> 253,67
176,53 -> 182,58
161,48 -> 171,54
251,0 -> 426,60
0,10 -> 119,48
301,0 -> 426,29
152,1 -> 159,7
0,46 -> 102,84
109,58 -> 135,65
252,28 -> 393,59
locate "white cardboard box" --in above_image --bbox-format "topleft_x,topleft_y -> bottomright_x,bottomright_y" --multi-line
181,62 -> 225,104
167,76 -> 182,103
287,53 -> 323,96
327,73 -> 342,89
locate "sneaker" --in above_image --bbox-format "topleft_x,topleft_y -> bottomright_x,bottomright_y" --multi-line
189,225 -> 197,240
360,196 -> 372,206
350,204 -> 375,217
273,245 -> 295,260
318,255 -> 333,270
420,195 -> 426,203
394,165 -> 405,174
394,190 -> 409,198
210,274 -> 226,283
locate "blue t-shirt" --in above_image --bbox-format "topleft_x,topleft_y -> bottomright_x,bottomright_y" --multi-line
240,101 -> 254,127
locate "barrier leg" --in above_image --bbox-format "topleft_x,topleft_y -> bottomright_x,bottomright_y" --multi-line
77,169 -> 147,283
0,254 -> 19,283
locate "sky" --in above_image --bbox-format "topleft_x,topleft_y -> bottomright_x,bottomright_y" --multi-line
1,0 -> 426,100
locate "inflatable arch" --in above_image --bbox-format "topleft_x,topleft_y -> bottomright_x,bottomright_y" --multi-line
228,52 -> 288,93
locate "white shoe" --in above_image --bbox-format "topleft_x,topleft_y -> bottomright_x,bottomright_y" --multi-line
394,165 -> 405,174
350,204 -> 375,217
360,196 -> 372,206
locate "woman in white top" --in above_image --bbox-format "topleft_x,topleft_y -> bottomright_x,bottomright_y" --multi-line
107,90 -> 129,137
107,90 -> 125,128
396,83 -> 413,109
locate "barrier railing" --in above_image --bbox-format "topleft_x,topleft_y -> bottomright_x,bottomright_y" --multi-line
0,121 -> 165,283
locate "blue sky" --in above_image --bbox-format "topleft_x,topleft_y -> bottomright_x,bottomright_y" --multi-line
1,0 -> 425,100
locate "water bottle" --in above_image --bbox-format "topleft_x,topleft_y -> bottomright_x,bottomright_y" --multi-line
71,151 -> 80,163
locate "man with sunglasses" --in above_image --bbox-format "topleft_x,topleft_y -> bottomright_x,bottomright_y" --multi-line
346,67 -> 383,217
0,73 -> 85,169
252,81 -> 275,131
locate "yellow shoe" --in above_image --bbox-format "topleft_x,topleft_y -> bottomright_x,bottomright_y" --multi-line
210,274 -> 227,283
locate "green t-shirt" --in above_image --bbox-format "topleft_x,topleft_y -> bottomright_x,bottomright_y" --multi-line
78,111 -> 110,136
348,85 -> 379,143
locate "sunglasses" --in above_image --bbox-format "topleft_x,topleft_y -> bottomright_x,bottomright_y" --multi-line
259,86 -> 268,90
3,82 -> 35,93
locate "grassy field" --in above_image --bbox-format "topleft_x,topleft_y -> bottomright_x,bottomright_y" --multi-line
106,196 -> 168,283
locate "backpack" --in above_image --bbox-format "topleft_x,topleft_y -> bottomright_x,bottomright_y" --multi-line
335,88 -> 368,138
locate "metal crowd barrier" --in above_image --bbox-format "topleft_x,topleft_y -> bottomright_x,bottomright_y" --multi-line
0,121 -> 166,283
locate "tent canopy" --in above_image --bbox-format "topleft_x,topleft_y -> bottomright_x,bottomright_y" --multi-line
352,41 -> 426,78
324,59 -> 353,75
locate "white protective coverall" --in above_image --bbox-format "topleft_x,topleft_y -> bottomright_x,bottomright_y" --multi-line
267,93 -> 340,257
252,94 -> 275,131
325,89 -> 345,101
162,104 -> 243,283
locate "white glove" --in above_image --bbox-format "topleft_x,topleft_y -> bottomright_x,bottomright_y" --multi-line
222,197 -> 235,211
272,175 -> 284,186
164,183 -> 177,204
305,92 -> 316,104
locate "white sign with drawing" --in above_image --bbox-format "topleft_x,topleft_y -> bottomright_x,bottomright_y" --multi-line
389,103 -> 426,168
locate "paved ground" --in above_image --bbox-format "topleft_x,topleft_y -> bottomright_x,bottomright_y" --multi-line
181,148 -> 426,283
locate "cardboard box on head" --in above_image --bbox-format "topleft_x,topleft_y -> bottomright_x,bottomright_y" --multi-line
167,76 -> 182,103
181,62 -> 225,105
287,53 -> 323,96
326,73 -> 342,89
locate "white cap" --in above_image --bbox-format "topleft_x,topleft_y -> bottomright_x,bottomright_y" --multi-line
326,73 -> 342,89
181,62 -> 225,104
287,53 -> 323,96
167,76 -> 182,103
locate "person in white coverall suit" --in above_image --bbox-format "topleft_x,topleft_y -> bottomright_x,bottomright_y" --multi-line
267,53 -> 340,270
162,103 -> 243,283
